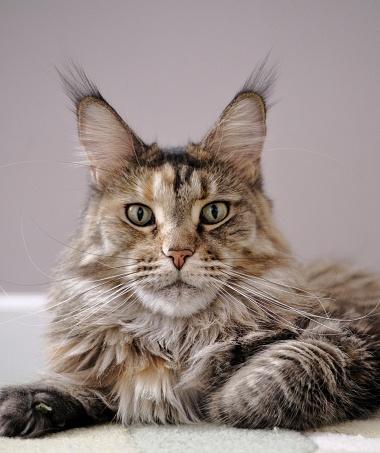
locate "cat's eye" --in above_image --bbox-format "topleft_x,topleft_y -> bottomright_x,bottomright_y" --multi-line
125,204 -> 155,227
201,202 -> 229,225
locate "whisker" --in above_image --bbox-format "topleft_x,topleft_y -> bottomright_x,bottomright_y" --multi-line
0,272 -> 136,326
221,267 -> 380,324
265,146 -> 364,181
21,216 -> 55,281
45,283 -> 137,367
0,159 -> 90,171
214,273 -> 345,334
27,216 -> 143,262
211,277 -> 303,331
224,266 -> 331,317
0,285 -> 10,298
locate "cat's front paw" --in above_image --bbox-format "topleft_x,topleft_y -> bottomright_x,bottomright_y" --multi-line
0,385 -> 89,438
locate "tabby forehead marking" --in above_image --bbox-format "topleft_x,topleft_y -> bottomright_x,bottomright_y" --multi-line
173,165 -> 196,195
208,179 -> 217,198
162,163 -> 176,184
189,171 -> 202,199
152,171 -> 164,199
199,173 -> 210,199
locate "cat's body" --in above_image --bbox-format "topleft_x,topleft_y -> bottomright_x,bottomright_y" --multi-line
1,63 -> 380,437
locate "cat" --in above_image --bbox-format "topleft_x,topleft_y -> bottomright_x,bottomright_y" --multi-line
1,60 -> 380,438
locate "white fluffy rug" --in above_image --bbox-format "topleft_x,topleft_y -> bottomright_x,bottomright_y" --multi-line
1,418 -> 380,453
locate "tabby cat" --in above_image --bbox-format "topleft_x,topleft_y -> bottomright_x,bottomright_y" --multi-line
1,62 -> 380,438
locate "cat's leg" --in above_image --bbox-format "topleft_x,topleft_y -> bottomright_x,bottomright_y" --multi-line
206,336 -> 380,430
0,380 -> 114,438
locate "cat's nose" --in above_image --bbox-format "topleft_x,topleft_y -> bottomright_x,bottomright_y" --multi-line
164,249 -> 193,270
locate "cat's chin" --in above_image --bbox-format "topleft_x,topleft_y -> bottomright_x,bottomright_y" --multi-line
136,281 -> 217,318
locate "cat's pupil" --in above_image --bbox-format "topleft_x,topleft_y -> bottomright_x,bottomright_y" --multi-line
137,207 -> 144,222
211,204 -> 218,219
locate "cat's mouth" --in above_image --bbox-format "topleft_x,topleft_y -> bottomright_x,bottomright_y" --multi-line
162,279 -> 195,291
137,276 -> 217,317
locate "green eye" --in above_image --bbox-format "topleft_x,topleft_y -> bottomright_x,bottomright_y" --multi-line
126,204 -> 154,227
201,202 -> 229,225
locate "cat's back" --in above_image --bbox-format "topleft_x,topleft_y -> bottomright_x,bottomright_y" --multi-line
304,259 -> 380,312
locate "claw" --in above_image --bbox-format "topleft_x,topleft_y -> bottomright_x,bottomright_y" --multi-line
34,402 -> 53,414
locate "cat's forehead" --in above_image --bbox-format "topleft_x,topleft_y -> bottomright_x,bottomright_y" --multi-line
150,161 -> 213,200
143,154 -> 215,203
115,146 -> 242,205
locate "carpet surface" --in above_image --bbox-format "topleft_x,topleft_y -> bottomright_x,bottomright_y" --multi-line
307,432 -> 380,453
2,418 -> 380,453
306,416 -> 380,453
0,423 -> 317,453
130,425 -> 316,453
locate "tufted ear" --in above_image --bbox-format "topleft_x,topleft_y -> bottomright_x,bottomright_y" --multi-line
201,91 -> 267,179
77,96 -> 145,186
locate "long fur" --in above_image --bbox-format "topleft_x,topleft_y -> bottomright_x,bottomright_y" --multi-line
0,63 -> 380,437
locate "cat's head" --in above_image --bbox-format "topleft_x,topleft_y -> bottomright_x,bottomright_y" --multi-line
60,64 -> 289,318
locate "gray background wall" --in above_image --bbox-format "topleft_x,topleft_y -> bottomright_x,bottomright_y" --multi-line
1,0 -> 380,298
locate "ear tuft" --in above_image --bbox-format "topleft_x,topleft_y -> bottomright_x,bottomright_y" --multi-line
202,58 -> 277,179
58,64 -> 145,186
239,56 -> 278,112
58,63 -> 105,112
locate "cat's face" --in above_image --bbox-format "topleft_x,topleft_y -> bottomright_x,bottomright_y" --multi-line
67,76 -> 287,318
81,147 -> 275,318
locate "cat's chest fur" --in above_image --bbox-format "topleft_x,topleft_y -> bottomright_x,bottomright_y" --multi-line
107,336 -> 204,424
115,353 -> 193,423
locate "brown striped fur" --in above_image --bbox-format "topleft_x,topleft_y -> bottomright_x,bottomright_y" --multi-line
1,63 -> 379,437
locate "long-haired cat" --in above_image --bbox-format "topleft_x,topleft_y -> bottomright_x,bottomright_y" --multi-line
1,61 -> 380,438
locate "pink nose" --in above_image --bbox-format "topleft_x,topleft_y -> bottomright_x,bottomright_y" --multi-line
164,249 -> 193,270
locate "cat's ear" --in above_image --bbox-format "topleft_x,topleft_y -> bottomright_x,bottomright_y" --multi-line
201,92 -> 266,179
77,97 -> 145,186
